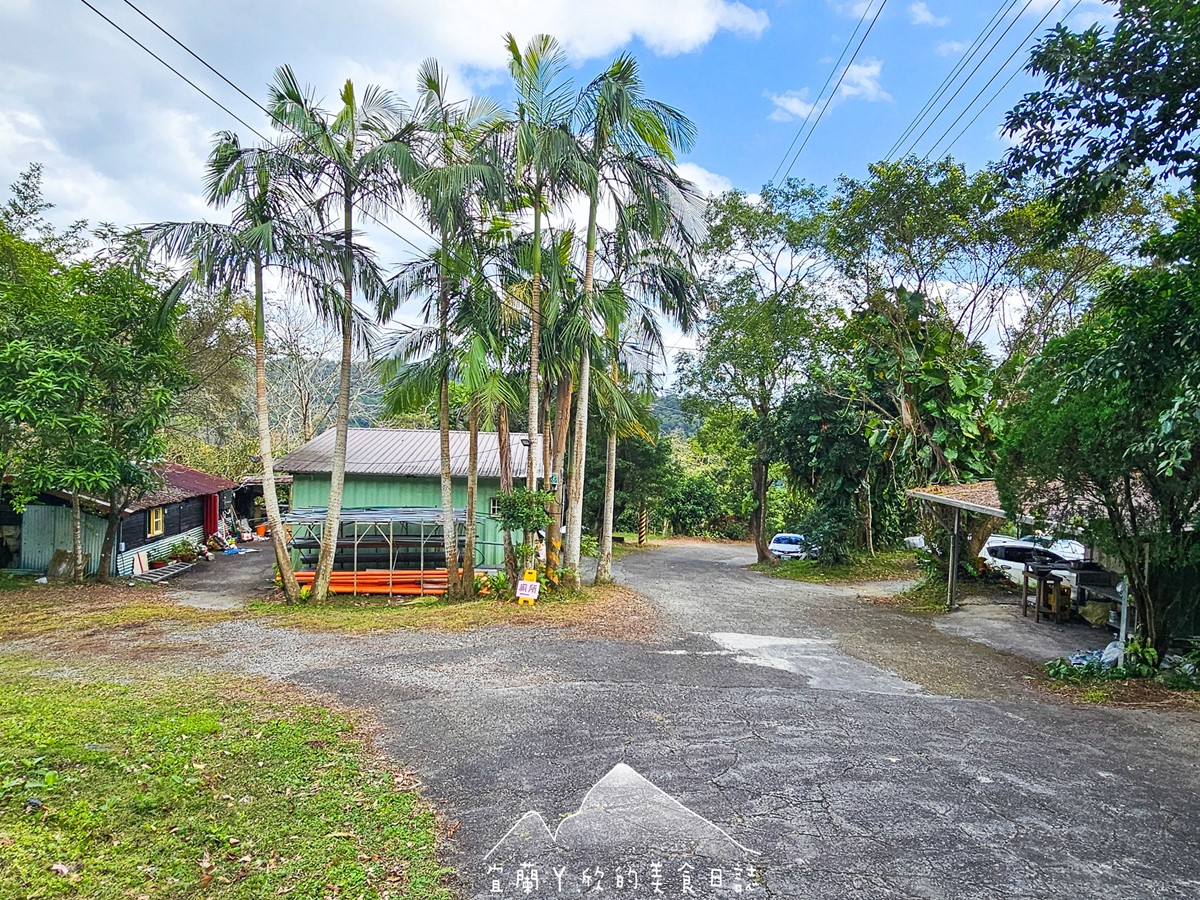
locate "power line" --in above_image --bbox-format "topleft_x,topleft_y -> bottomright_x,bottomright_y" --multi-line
896,0 -> 1040,160
923,0 -> 1076,161
77,0 -> 262,136
768,0 -> 875,185
883,0 -> 1020,161
778,0 -> 890,183
82,0 -> 559,333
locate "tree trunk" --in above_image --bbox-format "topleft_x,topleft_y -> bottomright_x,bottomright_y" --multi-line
497,402 -> 518,586
463,404 -> 479,598
595,428 -> 618,584
254,255 -> 300,603
526,199 -> 542,492
545,376 -> 573,585
563,345 -> 590,588
751,456 -> 771,563
567,184 -> 600,588
312,194 -> 356,602
70,490 -> 83,584
97,485 -> 126,584
438,366 -> 461,596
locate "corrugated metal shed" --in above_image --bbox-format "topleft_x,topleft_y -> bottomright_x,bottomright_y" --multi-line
19,504 -> 109,576
277,429 -> 543,480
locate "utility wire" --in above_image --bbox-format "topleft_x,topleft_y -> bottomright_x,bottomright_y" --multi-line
883,0 -> 1019,161
767,0 -> 875,185
778,0 -> 890,183
923,0 -> 1076,160
84,0 -> 562,333
78,0 -> 261,136
896,0 -> 1039,160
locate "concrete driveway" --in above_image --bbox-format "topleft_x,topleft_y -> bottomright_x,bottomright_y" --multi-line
185,540 -> 1200,899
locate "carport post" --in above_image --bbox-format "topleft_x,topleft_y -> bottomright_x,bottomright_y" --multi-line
947,507 -> 961,611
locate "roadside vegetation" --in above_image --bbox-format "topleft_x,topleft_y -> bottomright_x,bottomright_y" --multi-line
751,549 -> 918,585
247,581 -> 658,639
0,656 -> 450,899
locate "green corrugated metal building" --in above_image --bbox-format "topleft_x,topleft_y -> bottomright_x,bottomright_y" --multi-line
278,428 -> 542,569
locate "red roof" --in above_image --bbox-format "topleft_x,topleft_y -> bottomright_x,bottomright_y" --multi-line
126,463 -> 236,512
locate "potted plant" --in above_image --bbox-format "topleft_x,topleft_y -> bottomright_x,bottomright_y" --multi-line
149,553 -> 169,570
167,539 -> 197,563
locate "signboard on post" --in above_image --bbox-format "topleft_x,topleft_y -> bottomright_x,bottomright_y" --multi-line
517,578 -> 540,604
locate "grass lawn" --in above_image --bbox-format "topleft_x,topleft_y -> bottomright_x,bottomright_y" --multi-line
751,548 -> 919,584
0,655 -> 450,899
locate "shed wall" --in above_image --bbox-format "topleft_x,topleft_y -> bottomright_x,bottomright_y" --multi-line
291,474 -> 509,567
19,504 -> 110,576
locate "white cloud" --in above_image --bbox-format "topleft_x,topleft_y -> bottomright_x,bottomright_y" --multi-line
835,58 -> 891,103
907,2 -> 949,27
936,40 -> 968,57
767,57 -> 890,123
832,1 -> 874,17
766,89 -> 817,122
676,162 -> 734,196
0,0 -> 768,235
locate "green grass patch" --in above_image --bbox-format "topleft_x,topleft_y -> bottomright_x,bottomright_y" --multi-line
0,572 -> 39,593
0,655 -> 450,899
751,549 -> 919,584
608,532 -> 663,560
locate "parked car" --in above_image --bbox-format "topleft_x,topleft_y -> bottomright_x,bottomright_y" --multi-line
1018,535 -> 1086,559
769,533 -> 816,560
978,536 -> 1069,586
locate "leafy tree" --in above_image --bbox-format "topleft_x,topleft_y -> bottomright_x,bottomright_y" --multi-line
680,180 -> 826,561
141,132 -> 331,601
0,222 -> 187,582
1003,0 -> 1200,230
998,200 -> 1200,650
774,382 -> 906,561
505,34 -> 582,495
564,52 -> 698,586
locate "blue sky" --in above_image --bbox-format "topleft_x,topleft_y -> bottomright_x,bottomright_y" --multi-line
0,0 -> 1110,230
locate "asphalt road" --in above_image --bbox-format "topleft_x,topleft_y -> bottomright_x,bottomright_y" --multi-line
188,540 -> 1200,899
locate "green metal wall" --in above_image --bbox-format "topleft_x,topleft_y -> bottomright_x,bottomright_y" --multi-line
291,474 -> 510,568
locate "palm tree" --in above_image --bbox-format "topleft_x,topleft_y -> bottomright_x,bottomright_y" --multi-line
140,132 -> 328,603
593,214 -> 702,583
415,61 -> 504,597
268,66 -> 420,602
505,34 -> 585,497
561,55 -> 700,584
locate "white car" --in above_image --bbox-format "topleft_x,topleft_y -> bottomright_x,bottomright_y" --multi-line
977,536 -> 1073,586
1018,535 -> 1086,559
769,533 -> 816,560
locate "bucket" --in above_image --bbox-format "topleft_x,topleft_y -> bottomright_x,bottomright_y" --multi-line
255,523 -> 268,537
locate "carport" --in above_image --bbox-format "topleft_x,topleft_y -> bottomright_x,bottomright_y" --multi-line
908,481 -> 1131,658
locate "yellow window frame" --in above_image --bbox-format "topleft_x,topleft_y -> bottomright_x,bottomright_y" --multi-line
148,506 -> 165,537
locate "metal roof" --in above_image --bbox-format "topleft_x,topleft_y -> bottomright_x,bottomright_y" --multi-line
276,428 -> 543,480
285,506 -> 466,525
907,481 -> 1007,519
